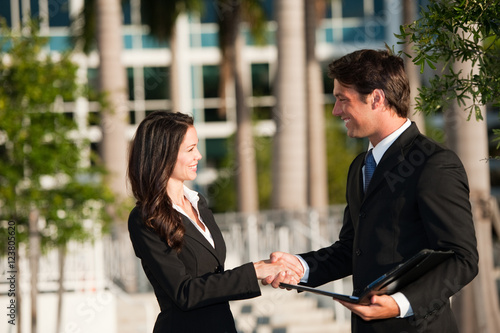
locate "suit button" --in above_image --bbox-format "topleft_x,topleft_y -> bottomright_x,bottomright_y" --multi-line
214,265 -> 223,273
359,211 -> 366,218
355,249 -> 362,256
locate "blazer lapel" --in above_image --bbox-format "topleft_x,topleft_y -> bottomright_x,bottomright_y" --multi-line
180,195 -> 226,265
182,216 -> 218,256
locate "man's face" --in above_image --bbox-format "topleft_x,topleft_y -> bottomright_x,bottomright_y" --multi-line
332,79 -> 377,140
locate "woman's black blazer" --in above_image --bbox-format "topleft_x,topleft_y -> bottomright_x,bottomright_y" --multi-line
128,194 -> 261,333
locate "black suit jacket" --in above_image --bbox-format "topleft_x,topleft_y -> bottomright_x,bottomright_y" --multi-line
128,194 -> 261,333
300,123 -> 478,333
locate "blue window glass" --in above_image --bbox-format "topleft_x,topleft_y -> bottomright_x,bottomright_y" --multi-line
206,138 -> 228,160
323,27 -> 334,43
364,23 -> 385,42
144,67 -> 169,100
251,63 -> 270,96
48,0 -> 70,27
342,0 -> 364,18
374,0 -> 384,13
201,32 -> 218,47
343,27 -> 365,43
30,0 -> 40,18
124,35 -> 133,49
127,67 -> 134,100
142,35 -> 168,49
0,0 -> 12,27
122,0 -> 132,25
49,36 -> 71,51
202,65 -> 219,98
262,0 -> 274,20
200,0 -> 219,23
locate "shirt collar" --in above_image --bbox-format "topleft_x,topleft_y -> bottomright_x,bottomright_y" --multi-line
369,119 -> 411,164
182,185 -> 200,208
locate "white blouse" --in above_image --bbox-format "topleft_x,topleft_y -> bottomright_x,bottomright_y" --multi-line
172,185 -> 215,248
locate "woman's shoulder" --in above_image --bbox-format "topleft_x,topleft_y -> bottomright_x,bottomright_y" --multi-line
128,205 -> 144,230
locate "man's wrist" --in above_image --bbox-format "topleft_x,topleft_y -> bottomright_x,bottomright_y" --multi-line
391,292 -> 414,318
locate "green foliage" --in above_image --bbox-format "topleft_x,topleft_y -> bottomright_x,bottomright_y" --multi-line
0,21 -> 112,253
395,0 -> 500,120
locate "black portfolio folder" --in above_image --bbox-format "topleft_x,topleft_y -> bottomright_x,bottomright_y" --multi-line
280,249 -> 453,305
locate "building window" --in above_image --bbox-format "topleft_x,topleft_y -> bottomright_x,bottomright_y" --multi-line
251,63 -> 271,97
144,67 -> 169,100
48,0 -> 70,27
202,65 -> 220,98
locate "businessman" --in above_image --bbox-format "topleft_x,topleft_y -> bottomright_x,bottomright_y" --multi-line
264,49 -> 478,333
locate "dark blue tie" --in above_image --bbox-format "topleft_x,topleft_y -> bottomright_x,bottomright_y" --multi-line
364,149 -> 376,192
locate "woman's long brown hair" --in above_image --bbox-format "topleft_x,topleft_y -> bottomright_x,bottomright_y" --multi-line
127,111 -> 194,252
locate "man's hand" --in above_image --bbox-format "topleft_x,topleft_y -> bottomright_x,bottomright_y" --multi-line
338,295 -> 400,321
261,252 -> 304,288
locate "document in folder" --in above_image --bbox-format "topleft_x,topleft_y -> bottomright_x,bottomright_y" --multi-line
280,249 -> 453,305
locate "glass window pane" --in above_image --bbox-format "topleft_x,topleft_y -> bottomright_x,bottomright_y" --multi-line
0,1 -> 12,27
30,0 -> 40,18
251,63 -> 270,96
206,138 -> 229,166
144,67 -> 169,100
202,65 -> 220,98
49,0 -> 70,27
342,0 -> 364,18
204,108 -> 225,122
122,0 -> 132,25
127,67 -> 135,100
200,0 -> 219,23
86,68 -> 99,102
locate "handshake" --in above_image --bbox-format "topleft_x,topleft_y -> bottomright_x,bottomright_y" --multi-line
253,252 -> 304,288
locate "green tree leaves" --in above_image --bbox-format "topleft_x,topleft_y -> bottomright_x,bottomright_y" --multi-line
0,21 -> 112,252
395,0 -> 500,120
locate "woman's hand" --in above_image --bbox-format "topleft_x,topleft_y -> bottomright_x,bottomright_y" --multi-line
253,257 -> 302,284
254,252 -> 304,287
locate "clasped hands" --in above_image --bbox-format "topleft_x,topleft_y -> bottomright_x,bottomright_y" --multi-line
255,251 -> 400,321
253,251 -> 304,286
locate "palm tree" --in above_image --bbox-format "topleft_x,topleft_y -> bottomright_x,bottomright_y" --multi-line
217,1 -> 259,213
96,0 -> 129,205
305,0 -> 328,210
402,0 -> 425,133
272,0 -> 308,210
445,56 -> 500,332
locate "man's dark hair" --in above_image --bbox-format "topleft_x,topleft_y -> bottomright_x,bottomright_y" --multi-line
327,49 -> 410,117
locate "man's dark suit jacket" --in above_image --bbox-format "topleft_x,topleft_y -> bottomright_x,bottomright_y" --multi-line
128,194 -> 261,333
300,123 -> 478,333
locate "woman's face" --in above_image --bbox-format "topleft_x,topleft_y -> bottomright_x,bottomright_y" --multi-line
171,126 -> 202,183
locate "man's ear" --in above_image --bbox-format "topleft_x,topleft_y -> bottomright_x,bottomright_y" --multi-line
371,89 -> 385,109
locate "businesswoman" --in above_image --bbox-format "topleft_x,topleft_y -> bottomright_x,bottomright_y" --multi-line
127,111 -> 297,332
